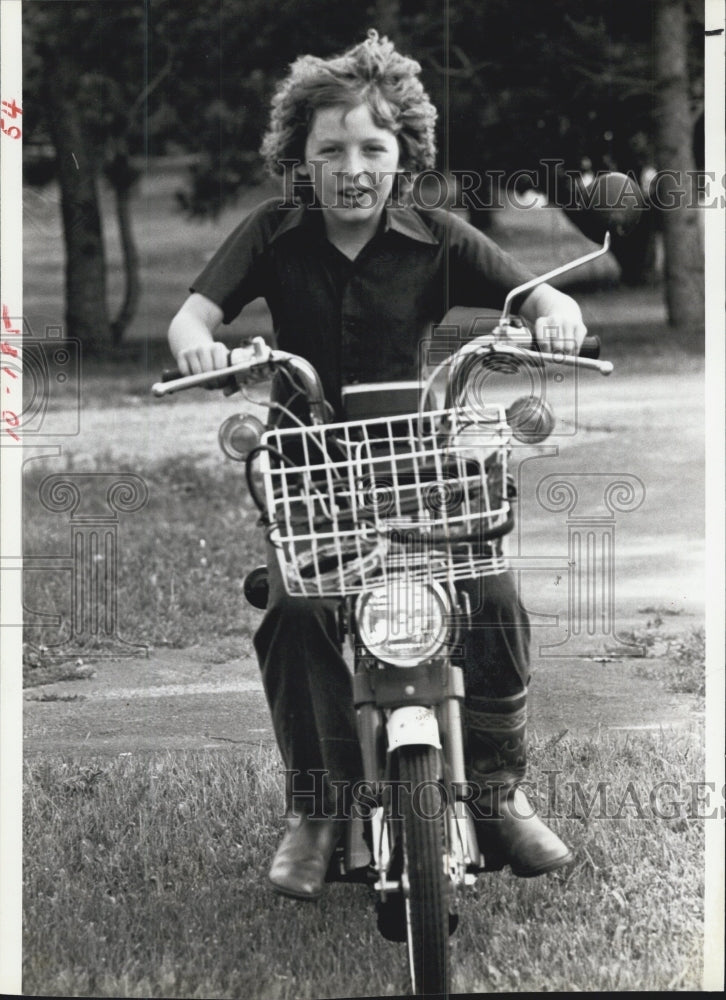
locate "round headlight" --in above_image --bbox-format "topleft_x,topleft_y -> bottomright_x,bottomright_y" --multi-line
218,413 -> 264,461
356,579 -> 450,666
505,395 -> 555,444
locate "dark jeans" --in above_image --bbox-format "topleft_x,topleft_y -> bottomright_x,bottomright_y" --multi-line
253,544 -> 530,813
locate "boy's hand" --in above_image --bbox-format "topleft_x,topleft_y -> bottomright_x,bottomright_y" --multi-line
177,340 -> 231,376
521,285 -> 587,356
534,310 -> 588,356
168,293 -> 228,374
176,341 -> 261,375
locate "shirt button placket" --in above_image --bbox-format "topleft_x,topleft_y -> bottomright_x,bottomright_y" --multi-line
341,281 -> 359,382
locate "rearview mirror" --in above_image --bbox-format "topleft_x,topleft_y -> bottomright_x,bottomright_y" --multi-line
574,171 -> 644,241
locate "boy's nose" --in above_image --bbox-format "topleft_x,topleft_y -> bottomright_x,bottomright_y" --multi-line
341,150 -> 365,180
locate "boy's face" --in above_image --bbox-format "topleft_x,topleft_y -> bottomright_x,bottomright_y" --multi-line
303,104 -> 400,223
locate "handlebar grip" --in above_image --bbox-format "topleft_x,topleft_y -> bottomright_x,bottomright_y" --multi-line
579,335 -> 601,359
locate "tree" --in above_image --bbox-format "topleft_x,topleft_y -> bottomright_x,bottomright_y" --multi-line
25,4 -> 111,354
24,0 -> 705,344
403,0 -> 703,299
652,0 -> 704,328
23,0 -> 373,353
158,0 -> 372,216
23,1 -> 168,349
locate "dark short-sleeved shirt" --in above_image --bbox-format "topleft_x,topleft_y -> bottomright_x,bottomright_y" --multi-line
191,198 -> 535,413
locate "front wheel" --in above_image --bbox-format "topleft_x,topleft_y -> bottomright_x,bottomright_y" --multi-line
397,745 -> 450,996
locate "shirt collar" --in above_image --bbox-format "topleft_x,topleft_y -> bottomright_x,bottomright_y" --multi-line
268,203 -> 317,243
269,202 -> 439,246
384,206 -> 439,245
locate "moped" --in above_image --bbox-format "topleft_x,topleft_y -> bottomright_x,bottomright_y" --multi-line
153,177 -> 634,996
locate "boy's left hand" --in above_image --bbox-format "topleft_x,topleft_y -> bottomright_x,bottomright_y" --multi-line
521,285 -> 587,356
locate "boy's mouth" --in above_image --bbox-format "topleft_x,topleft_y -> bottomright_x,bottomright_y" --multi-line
338,187 -> 375,208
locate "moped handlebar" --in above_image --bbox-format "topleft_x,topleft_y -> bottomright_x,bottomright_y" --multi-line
499,335 -> 611,374
152,342 -> 330,424
575,334 -> 601,359
152,331 -> 609,405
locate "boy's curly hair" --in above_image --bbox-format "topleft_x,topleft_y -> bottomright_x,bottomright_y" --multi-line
260,29 -> 437,181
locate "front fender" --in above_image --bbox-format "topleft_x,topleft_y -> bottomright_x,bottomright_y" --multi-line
386,705 -> 441,751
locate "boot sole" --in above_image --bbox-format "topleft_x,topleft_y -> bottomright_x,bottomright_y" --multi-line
268,874 -> 324,900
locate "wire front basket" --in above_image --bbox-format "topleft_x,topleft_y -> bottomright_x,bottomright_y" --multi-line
257,405 -> 513,597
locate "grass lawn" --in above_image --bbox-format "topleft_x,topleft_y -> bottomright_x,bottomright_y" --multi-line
23,457 -> 266,667
23,727 -> 706,997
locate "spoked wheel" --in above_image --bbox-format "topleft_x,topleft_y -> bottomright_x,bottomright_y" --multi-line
397,745 -> 450,996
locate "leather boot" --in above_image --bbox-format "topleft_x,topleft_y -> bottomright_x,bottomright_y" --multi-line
268,813 -> 342,900
465,689 -> 573,878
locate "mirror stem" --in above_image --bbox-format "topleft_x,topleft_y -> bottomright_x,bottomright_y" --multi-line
499,231 -> 611,325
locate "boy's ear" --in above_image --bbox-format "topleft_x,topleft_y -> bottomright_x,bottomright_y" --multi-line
296,164 -> 310,178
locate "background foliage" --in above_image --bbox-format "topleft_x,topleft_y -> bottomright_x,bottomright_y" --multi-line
22,0 -> 706,345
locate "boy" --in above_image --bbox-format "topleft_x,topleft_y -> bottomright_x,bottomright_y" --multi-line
168,30 -> 585,900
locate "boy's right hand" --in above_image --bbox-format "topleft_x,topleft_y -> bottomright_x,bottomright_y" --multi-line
177,341 -> 262,376
169,293 -> 230,374
176,340 -> 231,376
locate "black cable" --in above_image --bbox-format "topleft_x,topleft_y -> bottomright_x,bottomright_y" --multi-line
244,444 -> 300,513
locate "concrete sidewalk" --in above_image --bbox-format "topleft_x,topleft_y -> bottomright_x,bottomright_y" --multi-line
23,642 -> 702,758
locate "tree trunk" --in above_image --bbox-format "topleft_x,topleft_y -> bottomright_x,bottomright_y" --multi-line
653,0 -> 704,329
41,48 -> 110,353
109,181 -> 141,345
106,154 -> 142,345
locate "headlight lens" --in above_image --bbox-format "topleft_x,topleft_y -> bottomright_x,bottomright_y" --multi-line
505,395 -> 555,444
356,579 -> 450,666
